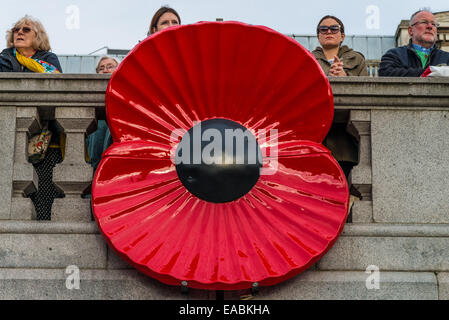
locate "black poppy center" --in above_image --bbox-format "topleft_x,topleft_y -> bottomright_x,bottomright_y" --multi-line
175,119 -> 262,203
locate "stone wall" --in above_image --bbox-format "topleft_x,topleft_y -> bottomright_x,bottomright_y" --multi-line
0,74 -> 448,300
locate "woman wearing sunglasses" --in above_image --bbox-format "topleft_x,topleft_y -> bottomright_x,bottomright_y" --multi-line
0,15 -> 61,73
0,16 -> 63,220
312,15 -> 367,76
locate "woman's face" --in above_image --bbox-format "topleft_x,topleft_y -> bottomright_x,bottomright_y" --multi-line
154,12 -> 180,33
318,18 -> 345,48
13,23 -> 36,51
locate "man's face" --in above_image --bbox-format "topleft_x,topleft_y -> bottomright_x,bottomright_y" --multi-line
97,58 -> 118,74
408,11 -> 438,48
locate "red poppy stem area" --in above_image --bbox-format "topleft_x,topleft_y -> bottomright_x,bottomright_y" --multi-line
92,21 -> 349,290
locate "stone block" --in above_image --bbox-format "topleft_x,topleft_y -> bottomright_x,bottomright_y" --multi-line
350,110 -> 371,122
0,268 -> 212,300
0,107 -> 16,219
438,273 -> 449,300
351,135 -> 372,185
13,107 -> 39,192
10,196 -> 35,220
372,110 -> 449,223
52,197 -> 92,222
317,235 -> 449,271
54,107 -> 95,194
0,234 -> 107,269
351,200 -> 373,223
55,107 -> 96,131
224,271 -> 437,300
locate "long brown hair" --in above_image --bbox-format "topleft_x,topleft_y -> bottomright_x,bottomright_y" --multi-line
148,6 -> 181,36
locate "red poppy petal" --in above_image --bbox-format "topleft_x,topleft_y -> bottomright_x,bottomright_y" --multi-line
92,140 -> 348,290
106,22 -> 333,145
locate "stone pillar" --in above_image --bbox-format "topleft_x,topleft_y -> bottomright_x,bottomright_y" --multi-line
349,110 -> 373,223
0,107 -> 16,220
11,107 -> 40,220
53,107 -> 95,222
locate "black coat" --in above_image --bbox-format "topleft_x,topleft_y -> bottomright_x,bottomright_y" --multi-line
0,48 -> 62,73
379,41 -> 449,77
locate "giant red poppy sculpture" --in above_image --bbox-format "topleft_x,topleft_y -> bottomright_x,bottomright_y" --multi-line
92,21 -> 349,290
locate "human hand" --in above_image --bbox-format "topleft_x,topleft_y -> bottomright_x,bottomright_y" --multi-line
329,56 -> 347,77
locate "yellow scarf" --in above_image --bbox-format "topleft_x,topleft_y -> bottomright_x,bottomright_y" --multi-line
14,49 -> 60,73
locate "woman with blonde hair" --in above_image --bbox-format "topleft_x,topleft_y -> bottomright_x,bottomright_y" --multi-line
0,15 -> 61,73
1,15 -> 63,220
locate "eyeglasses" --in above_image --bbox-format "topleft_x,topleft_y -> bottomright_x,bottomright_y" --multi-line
97,64 -> 117,72
318,25 -> 341,34
411,20 -> 439,28
12,26 -> 33,34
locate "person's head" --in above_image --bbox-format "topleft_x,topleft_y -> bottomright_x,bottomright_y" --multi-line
408,9 -> 439,48
148,6 -> 181,36
96,56 -> 119,74
6,15 -> 51,53
316,15 -> 345,49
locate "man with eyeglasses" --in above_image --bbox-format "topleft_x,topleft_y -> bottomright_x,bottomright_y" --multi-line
379,9 -> 449,77
96,56 -> 119,74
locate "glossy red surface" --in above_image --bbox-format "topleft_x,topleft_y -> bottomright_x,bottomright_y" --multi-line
92,21 -> 349,290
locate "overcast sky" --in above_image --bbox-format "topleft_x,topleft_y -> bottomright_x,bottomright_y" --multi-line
0,0 -> 448,54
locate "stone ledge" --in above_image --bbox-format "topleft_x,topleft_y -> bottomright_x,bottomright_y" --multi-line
2,221 -> 449,237
0,221 -> 99,234
226,271 -> 438,300
318,236 -> 449,271
0,234 -> 106,269
0,268 -> 211,300
342,223 -> 449,237
0,75 -> 448,108
0,269 -> 437,300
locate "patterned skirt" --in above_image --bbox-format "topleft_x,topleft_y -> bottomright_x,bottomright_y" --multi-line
29,147 -> 65,220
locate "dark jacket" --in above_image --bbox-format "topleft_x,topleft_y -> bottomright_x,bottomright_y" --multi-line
379,41 -> 449,77
0,48 -> 62,73
312,45 -> 368,76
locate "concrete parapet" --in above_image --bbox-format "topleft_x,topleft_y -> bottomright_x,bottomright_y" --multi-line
0,106 -> 16,220
318,224 -> 449,271
371,110 -> 449,223
0,268 -> 212,300
0,234 -> 106,269
1,75 -> 449,299
225,271 -> 437,300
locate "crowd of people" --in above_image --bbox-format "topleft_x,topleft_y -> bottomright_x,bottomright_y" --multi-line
0,6 -> 448,219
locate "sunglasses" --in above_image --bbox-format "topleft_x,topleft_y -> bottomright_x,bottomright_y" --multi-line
12,26 -> 33,34
318,25 -> 341,34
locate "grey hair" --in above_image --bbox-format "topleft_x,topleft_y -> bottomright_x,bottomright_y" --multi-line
95,56 -> 119,73
409,8 -> 433,25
